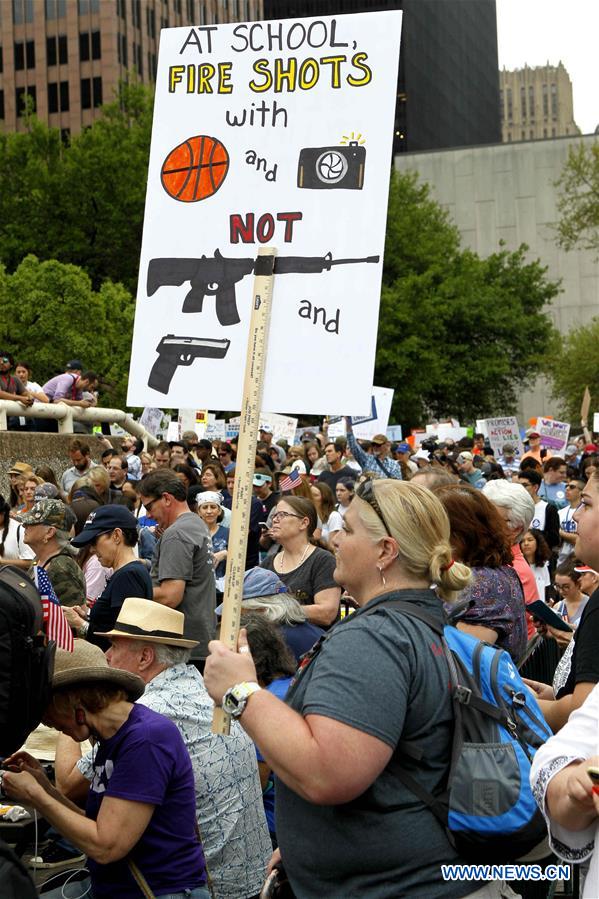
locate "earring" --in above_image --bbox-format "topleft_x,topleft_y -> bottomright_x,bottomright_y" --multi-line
75,708 -> 86,726
378,566 -> 386,587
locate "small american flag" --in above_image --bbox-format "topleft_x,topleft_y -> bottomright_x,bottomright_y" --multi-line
279,468 -> 302,493
34,566 -> 74,652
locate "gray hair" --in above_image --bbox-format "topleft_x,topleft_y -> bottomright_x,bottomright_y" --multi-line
482,480 -> 535,543
241,594 -> 307,626
153,643 -> 191,666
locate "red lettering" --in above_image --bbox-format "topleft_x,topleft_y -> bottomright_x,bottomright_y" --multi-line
256,212 -> 275,243
277,211 -> 302,242
230,213 -> 254,244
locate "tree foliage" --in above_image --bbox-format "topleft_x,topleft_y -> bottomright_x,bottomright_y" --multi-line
555,142 -> 599,255
546,317 -> 599,423
376,172 -> 561,428
0,255 -> 134,408
0,81 -> 153,294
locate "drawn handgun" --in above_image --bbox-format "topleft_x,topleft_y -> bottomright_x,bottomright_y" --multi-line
148,334 -> 231,394
147,249 -> 381,325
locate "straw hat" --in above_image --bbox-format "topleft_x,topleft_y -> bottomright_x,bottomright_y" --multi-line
96,597 -> 198,649
52,640 -> 145,700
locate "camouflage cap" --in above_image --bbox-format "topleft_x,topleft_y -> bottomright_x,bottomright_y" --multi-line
19,499 -> 74,531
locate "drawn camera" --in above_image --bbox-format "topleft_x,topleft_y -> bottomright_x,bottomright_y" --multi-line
297,141 -> 366,190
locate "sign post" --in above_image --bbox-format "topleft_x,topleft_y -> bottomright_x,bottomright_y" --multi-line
213,248 -> 277,734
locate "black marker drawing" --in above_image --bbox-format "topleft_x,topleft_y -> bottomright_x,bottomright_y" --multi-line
297,141 -> 366,190
148,335 -> 231,394
147,250 -> 380,325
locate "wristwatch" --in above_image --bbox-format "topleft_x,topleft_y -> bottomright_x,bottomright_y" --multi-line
221,681 -> 261,718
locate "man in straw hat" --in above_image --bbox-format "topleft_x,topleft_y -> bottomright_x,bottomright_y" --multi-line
55,599 -> 271,899
3,639 -> 208,899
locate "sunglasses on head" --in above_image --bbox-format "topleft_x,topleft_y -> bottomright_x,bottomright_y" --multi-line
356,480 -> 392,536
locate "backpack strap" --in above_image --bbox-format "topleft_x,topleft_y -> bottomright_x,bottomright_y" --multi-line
374,599 -> 510,723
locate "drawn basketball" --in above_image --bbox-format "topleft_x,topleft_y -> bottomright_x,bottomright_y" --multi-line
161,135 -> 229,202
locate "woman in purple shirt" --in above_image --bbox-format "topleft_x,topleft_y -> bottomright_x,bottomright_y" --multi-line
3,641 -> 208,899
435,483 -> 527,662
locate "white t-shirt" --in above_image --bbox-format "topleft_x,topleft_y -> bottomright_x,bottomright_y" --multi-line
558,504 -> 578,565
321,510 -> 344,546
531,562 -> 551,602
530,500 -> 548,531
0,517 -> 35,560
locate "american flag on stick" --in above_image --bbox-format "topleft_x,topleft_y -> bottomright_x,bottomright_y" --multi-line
279,468 -> 302,493
34,566 -> 74,652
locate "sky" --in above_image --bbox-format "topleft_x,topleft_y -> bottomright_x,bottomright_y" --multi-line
496,0 -> 599,134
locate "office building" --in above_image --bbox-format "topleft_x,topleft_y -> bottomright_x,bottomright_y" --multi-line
0,0 -> 263,136
500,62 -> 580,143
395,134 -> 599,420
262,0 -> 501,153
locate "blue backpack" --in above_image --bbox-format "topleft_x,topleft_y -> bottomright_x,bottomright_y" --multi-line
380,601 -> 552,863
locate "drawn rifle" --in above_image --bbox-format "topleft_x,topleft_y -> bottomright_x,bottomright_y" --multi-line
146,249 -> 380,325
148,335 -> 230,394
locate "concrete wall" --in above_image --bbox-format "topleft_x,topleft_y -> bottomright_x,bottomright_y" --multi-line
394,134 -> 599,421
0,433 -> 122,499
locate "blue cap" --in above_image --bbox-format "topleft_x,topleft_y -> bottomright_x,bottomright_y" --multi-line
395,442 -> 410,453
71,504 -> 139,546
215,567 -> 288,617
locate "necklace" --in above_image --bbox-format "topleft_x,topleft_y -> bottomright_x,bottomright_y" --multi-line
278,544 -> 311,573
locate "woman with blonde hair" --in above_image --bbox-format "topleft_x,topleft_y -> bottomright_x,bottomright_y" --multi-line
205,480 -> 486,899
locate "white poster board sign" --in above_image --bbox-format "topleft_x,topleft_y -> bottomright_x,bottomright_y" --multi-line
139,407 -> 163,438
536,417 -> 570,453
205,417 -> 226,441
593,412 -> 599,434
327,386 -> 394,439
127,12 -> 402,414
483,417 -> 523,456
260,412 -> 298,445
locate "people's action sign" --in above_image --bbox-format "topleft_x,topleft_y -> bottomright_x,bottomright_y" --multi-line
482,417 -> 523,457
127,12 -> 402,415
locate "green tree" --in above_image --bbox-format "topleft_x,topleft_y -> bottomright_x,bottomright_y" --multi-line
0,80 -> 153,294
555,142 -> 599,254
546,317 -> 599,423
0,255 -> 134,408
376,172 -> 561,428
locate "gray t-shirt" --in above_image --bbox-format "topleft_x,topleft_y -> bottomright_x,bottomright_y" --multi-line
151,512 -> 216,660
276,589 -> 472,898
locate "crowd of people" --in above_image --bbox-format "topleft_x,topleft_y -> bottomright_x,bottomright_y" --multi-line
1,419 -> 599,897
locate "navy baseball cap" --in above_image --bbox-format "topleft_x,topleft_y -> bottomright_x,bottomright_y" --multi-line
71,504 -> 139,546
65,360 -> 84,371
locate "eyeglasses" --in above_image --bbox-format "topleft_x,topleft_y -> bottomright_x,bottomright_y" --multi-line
218,451 -> 230,457
271,510 -> 303,523
144,494 -> 164,514
566,483 -> 581,490
356,480 -> 392,536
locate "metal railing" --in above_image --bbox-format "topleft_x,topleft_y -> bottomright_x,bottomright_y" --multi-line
0,400 -> 159,449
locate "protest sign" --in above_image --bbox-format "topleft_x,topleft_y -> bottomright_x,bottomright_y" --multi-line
593,412 -> 599,434
126,11 -> 402,415
205,417 -> 227,441
482,417 -> 523,456
327,386 -> 393,438
536,417 -> 570,453
139,407 -> 163,438
386,425 -> 403,442
260,412 -> 299,444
